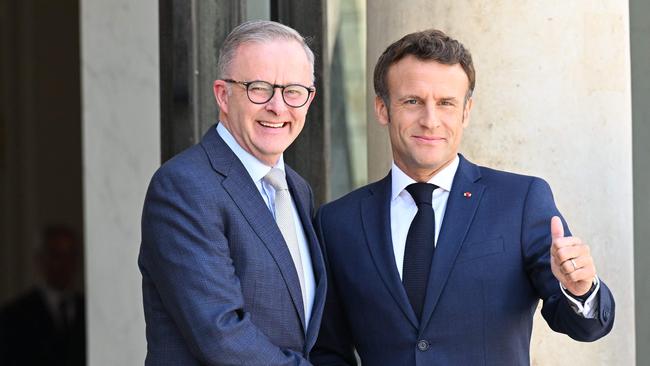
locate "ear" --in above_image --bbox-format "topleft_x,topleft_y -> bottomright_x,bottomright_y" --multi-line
304,87 -> 316,109
462,96 -> 473,128
375,95 -> 390,126
213,79 -> 229,114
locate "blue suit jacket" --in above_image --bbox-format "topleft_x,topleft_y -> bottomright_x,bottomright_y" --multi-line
312,155 -> 614,366
139,125 -> 327,365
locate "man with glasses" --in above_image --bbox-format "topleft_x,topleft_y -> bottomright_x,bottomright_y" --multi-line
139,20 -> 326,365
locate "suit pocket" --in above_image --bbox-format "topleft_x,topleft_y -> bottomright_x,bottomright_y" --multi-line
456,237 -> 505,263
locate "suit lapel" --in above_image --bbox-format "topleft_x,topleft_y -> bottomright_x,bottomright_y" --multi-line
286,169 -> 327,350
201,126 -> 307,331
361,174 -> 419,329
419,155 -> 485,331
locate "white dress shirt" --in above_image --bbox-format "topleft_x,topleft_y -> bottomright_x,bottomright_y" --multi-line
389,155 -> 598,318
217,123 -> 316,325
390,157 -> 458,279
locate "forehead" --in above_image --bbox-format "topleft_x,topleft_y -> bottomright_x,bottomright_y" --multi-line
231,39 -> 312,82
386,55 -> 469,97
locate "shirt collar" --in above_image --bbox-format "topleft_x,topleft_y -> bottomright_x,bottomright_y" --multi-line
217,123 -> 285,183
391,155 -> 460,201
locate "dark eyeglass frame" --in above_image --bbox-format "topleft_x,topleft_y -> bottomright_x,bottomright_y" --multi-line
223,79 -> 315,108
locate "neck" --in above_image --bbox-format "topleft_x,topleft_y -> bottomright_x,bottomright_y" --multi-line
395,157 -> 455,183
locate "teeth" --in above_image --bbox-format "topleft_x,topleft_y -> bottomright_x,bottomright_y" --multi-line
259,121 -> 285,128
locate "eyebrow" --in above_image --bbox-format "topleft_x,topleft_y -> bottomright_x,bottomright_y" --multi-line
437,96 -> 459,103
395,95 -> 460,103
396,94 -> 422,102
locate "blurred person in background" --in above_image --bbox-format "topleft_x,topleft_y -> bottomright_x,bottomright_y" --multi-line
0,225 -> 85,366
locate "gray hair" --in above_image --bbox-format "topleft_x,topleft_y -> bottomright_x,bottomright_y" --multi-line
217,20 -> 315,82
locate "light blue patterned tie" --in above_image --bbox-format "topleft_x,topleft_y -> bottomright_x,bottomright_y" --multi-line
264,168 -> 306,309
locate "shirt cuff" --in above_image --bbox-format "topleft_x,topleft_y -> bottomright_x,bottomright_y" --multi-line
559,276 -> 600,319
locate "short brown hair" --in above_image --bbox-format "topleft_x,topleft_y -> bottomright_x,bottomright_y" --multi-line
373,29 -> 475,103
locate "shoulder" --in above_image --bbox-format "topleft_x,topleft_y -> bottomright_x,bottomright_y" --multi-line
141,143 -> 230,227
456,156 -> 555,205
464,158 -> 551,194
150,125 -> 233,187
153,144 -> 212,183
317,178 -> 384,218
146,139 -> 230,204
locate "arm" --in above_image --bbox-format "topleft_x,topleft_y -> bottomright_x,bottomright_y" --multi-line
521,178 -> 615,341
310,207 -> 358,366
139,168 -> 311,366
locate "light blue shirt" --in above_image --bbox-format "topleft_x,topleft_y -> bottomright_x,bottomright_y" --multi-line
217,123 -> 316,327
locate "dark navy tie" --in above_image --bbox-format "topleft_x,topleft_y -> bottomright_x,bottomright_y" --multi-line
403,182 -> 437,319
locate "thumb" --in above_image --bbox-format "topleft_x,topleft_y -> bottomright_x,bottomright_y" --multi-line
550,216 -> 564,239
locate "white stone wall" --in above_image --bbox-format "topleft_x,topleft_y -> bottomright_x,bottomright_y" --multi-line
81,0 -> 159,364
367,1 -> 634,364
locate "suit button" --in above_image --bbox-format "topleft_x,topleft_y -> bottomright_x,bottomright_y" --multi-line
417,340 -> 430,351
603,309 -> 610,322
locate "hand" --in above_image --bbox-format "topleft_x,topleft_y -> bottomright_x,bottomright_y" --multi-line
549,216 -> 596,296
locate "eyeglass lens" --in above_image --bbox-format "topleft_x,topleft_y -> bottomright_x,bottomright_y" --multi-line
246,81 -> 310,107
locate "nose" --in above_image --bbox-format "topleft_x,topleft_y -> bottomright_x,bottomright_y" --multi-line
264,88 -> 288,115
421,102 -> 440,128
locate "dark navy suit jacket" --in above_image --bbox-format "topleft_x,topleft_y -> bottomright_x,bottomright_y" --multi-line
139,125 -> 326,365
312,155 -> 614,366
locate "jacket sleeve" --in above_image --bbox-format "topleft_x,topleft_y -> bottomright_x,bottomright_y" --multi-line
310,207 -> 358,366
138,167 -> 311,366
521,178 -> 615,341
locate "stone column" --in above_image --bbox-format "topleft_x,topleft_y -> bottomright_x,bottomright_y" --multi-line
81,0 -> 160,364
631,0 -> 650,364
367,1 -> 634,364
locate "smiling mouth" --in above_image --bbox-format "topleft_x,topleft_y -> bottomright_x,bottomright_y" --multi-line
413,135 -> 444,142
258,120 -> 288,128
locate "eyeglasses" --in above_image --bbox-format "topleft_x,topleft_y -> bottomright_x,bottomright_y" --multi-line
223,79 -> 314,108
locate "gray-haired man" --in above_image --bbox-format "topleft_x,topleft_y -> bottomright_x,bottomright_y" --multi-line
139,20 -> 326,365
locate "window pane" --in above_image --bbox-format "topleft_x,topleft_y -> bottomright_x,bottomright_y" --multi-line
327,0 -> 367,199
